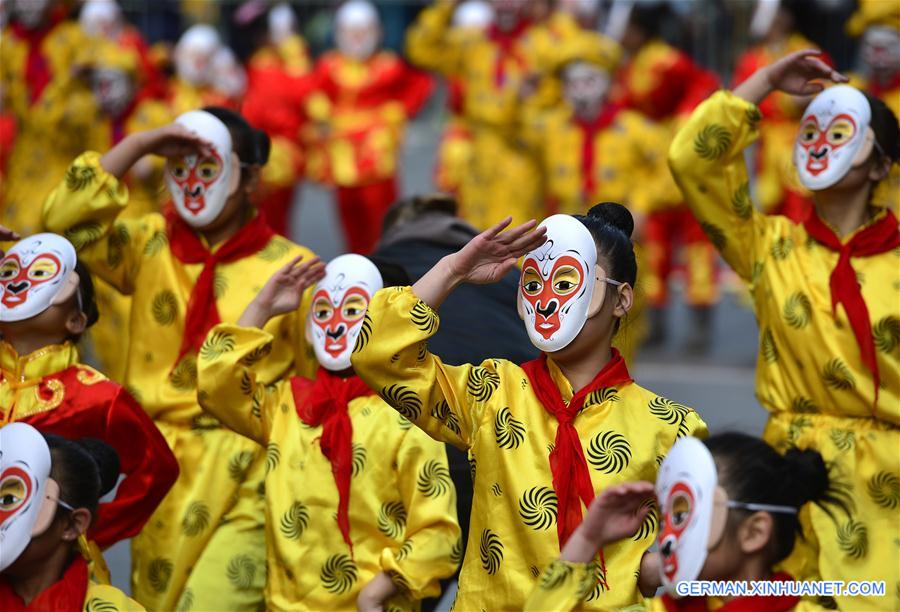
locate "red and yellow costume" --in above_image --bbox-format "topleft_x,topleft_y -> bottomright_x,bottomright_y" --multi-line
434,77 -> 473,196
197,324 -> 460,610
42,153 -> 317,611
732,34 -> 826,222
351,287 -> 707,610
304,50 -> 433,254
614,39 -> 720,309
0,10 -> 92,236
670,91 -> 900,611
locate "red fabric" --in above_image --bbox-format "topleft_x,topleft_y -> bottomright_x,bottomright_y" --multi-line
0,557 -> 88,611
259,186 -> 296,237
576,103 -> 623,200
0,366 -> 179,549
336,179 -> 397,254
521,350 -> 633,567
291,369 -> 374,552
243,67 -> 317,140
0,112 -> 17,177
802,209 -> 900,408
165,208 -> 275,366
644,207 -> 717,307
868,72 -> 900,100
9,9 -> 64,105
661,572 -> 800,612
487,20 -> 530,88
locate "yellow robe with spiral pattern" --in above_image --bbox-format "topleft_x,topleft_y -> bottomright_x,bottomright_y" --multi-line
351,287 -> 708,611
42,153 -> 317,611
196,324 -> 461,611
669,91 -> 900,612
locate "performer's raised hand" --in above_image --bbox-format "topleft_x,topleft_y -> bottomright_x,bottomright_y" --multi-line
734,49 -> 847,106
100,123 -> 212,179
0,225 -> 20,258
238,255 -> 326,329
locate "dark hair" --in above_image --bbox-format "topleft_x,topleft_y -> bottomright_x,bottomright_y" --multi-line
201,106 -> 271,171
864,92 -> 900,162
368,255 -> 411,288
705,432 -> 849,564
574,202 -> 637,287
628,2 -> 675,40
43,435 -> 120,518
381,193 -> 458,236
74,260 -> 99,330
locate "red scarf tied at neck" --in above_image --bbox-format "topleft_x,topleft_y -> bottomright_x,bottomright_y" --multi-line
661,572 -> 800,612
165,207 -> 274,369
487,19 -> 530,88
0,556 -> 89,611
521,349 -> 633,588
802,209 -> 900,408
291,368 -> 374,553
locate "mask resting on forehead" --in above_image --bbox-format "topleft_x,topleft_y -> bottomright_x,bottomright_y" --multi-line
0,423 -> 54,572
307,254 -> 384,371
0,233 -> 78,323
165,110 -> 239,228
518,215 -> 597,352
656,437 -> 725,596
794,85 -> 874,191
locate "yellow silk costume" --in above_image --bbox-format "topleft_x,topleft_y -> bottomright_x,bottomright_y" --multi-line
351,287 -> 708,610
42,153 -> 318,611
669,91 -> 900,611
82,584 -> 145,611
196,324 -> 460,611
0,20 -> 93,236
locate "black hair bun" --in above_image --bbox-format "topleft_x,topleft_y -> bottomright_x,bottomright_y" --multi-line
253,129 -> 271,166
783,447 -> 830,507
865,92 -> 900,161
74,260 -> 99,329
76,438 -> 121,497
368,255 -> 412,288
587,202 -> 635,239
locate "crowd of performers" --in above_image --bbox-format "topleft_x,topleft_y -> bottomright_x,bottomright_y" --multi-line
0,0 -> 899,611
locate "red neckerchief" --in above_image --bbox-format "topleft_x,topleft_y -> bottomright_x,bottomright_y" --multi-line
521,349 -> 633,588
802,209 -> 900,409
487,19 -> 531,87
661,572 -> 800,612
9,9 -> 65,105
575,103 -> 623,200
0,556 -> 89,611
165,206 -> 275,368
869,72 -> 900,99
291,368 -> 374,553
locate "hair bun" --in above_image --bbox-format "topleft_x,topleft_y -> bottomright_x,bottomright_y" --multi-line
586,202 -> 635,238
253,129 -> 271,165
76,438 -> 121,497
783,447 -> 829,507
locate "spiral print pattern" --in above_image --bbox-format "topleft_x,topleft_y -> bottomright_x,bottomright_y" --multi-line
587,431 -> 631,473
175,589 -> 193,612
518,486 -> 558,531
352,443 -> 367,477
228,451 -> 254,482
181,501 -> 210,537
866,472 -> 900,510
152,290 -> 178,326
148,558 -> 173,594
417,460 -> 451,497
257,238 -> 290,262
85,598 -> 118,612
378,501 -> 407,538
585,387 -> 620,406
837,520 -> 868,559
783,292 -> 812,329
494,406 -> 525,449
731,181 -> 752,219
266,442 -> 280,473
829,429 -> 855,452
64,222 -> 103,250
279,501 -> 309,540
761,328 -> 779,364
200,331 -> 236,360
431,400 -> 461,436
240,342 -> 272,366
584,560 -> 608,601
450,536 -> 464,565
143,230 -> 168,257
353,313 -> 373,354
491,483 -> 502,496
397,539 -> 413,561
226,555 -> 258,589
700,222 -> 727,251
467,367 -> 501,402
479,529 -> 503,575
410,300 -> 438,334
648,397 -> 689,425
791,397 -> 818,414
822,358 -> 855,391
320,554 -> 358,594
66,164 -> 96,191
873,316 -> 900,353
633,499 -> 659,541
540,560 -> 574,590
693,124 -> 732,160
106,223 -> 130,268
771,236 -> 794,260
380,385 -> 422,421
170,356 -> 197,391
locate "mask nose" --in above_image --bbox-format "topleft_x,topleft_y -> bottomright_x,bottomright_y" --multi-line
660,535 -> 675,558
810,147 -> 829,159
326,324 -> 346,340
536,300 -> 557,318
184,184 -> 204,197
6,281 -> 30,294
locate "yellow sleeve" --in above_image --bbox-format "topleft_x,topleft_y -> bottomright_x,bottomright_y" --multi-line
404,1 -> 462,77
680,409 -> 709,440
351,287 -> 493,451
667,91 -> 769,281
624,114 -> 682,215
196,323 -> 281,446
522,560 -> 598,612
84,582 -> 146,611
42,151 -> 151,294
381,424 -> 461,600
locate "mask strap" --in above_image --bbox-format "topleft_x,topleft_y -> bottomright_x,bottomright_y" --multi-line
726,500 -> 798,515
47,494 -> 76,513
605,278 -> 623,287
872,137 -> 887,160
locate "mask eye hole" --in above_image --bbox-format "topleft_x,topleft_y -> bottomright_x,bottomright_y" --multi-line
552,265 -> 581,296
826,120 -> 856,146
27,256 -> 60,281
670,492 -> 692,528
313,298 -> 334,322
800,121 -> 819,143
522,268 -> 543,296
196,157 -> 222,181
341,296 -> 368,322
0,476 -> 27,512
170,160 -> 189,180
0,260 -> 19,281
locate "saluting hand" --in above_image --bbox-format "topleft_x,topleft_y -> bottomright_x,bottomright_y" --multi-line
238,255 -> 326,329
0,225 -> 20,258
764,49 -> 847,96
447,217 -> 547,285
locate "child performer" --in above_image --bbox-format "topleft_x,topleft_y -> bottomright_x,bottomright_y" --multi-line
42,109 -> 318,610
351,204 -> 708,609
196,253 -> 460,611
0,423 -> 143,610
669,50 -> 900,610
0,233 -> 178,559
526,433 -> 847,611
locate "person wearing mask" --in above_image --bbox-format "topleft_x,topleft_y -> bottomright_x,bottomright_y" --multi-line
669,50 -> 900,611
168,24 -> 231,115
42,109 -> 318,610
0,423 -> 143,610
352,204 -> 707,609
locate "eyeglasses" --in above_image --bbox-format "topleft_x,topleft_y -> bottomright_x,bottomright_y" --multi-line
723,500 -> 797,515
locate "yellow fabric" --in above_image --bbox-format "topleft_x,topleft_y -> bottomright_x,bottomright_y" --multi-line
196,323 -> 460,610
847,0 -> 900,36
0,21 -> 95,236
0,341 -> 81,422
669,90 -> 900,611
351,287 -> 708,610
42,152 -> 318,611
83,581 -> 145,611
